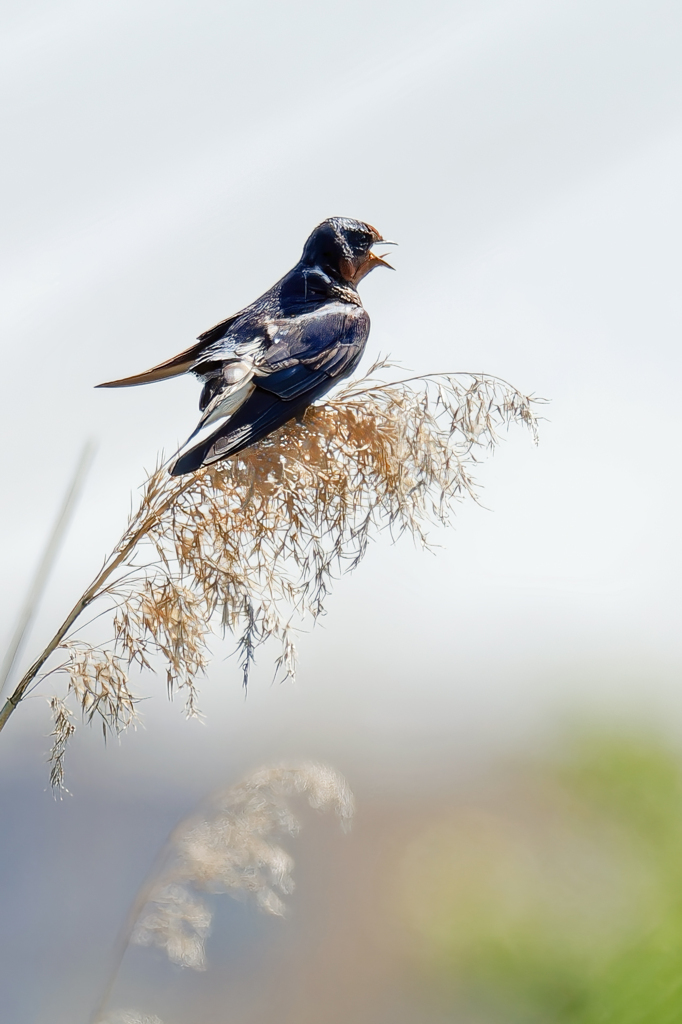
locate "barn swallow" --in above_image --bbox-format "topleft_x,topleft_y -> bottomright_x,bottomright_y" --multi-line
98,217 -> 395,476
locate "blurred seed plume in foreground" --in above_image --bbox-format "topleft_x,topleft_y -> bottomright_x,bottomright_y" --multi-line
100,1014 -> 163,1024
96,760 -> 354,1024
0,360 -> 540,784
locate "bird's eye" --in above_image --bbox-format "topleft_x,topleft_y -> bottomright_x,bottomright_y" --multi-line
348,229 -> 371,253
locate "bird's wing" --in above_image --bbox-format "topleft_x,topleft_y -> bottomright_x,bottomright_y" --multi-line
170,304 -> 369,475
257,302 -> 369,376
196,311 -> 244,345
96,312 -> 244,388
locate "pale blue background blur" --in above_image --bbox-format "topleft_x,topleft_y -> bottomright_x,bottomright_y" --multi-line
1,1 -> 682,1021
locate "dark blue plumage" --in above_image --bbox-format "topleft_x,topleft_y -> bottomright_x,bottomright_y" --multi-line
98,217 -> 394,475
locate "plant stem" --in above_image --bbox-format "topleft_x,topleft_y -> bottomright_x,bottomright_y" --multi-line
0,442 -> 95,700
0,472 -> 195,736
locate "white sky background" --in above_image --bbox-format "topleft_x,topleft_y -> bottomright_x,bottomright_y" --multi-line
1,1 -> 682,1018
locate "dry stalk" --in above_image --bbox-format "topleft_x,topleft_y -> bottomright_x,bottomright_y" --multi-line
0,360 -> 541,783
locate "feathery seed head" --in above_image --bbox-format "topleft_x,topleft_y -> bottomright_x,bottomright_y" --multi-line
44,362 -> 540,787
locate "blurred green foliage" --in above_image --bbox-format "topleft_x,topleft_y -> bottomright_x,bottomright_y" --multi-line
399,730 -> 682,1023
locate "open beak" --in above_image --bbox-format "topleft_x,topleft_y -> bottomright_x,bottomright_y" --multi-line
371,236 -> 397,270
351,248 -> 396,284
369,251 -> 395,270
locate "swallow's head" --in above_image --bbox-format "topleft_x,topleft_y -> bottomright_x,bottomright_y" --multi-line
301,217 -> 396,286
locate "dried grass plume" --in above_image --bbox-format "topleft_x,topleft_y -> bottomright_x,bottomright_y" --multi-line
94,761 -> 354,1023
0,360 -> 541,783
99,1014 -> 164,1024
